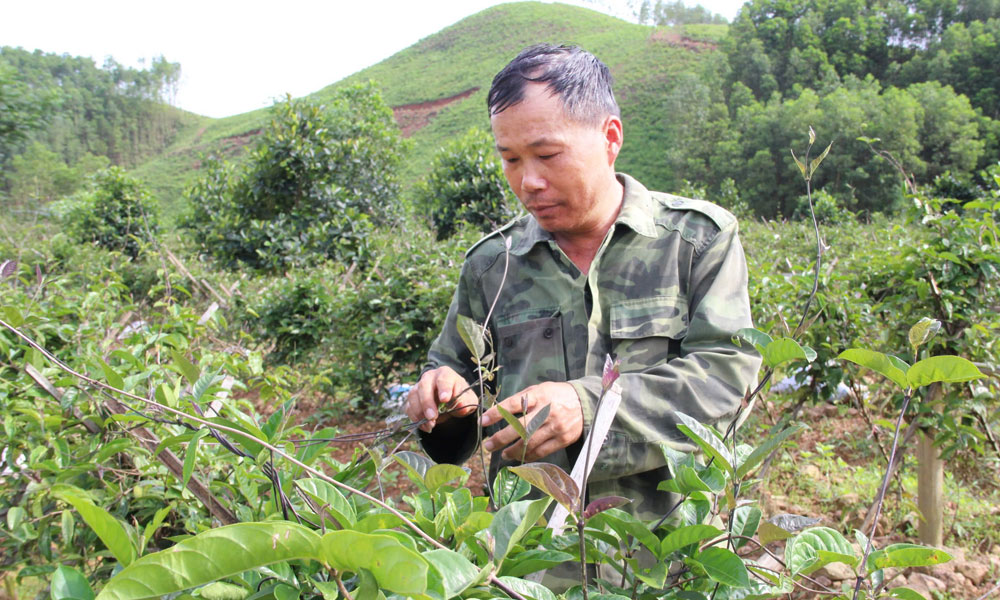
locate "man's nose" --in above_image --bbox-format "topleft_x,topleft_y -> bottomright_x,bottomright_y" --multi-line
521,163 -> 546,193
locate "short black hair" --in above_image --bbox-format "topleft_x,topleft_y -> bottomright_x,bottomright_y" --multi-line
487,44 -> 619,125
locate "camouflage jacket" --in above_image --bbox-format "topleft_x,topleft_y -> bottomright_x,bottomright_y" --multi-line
419,173 -> 761,519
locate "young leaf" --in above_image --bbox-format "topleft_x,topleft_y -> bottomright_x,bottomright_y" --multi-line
736,424 -> 802,479
675,412 -> 733,475
423,549 -> 483,598
500,549 -> 574,578
488,497 -> 551,563
790,150 -> 808,179
906,356 -> 983,388
294,478 -> 357,528
731,506 -> 762,550
761,338 -> 816,368
810,142 -> 832,176
691,547 -> 751,588
424,463 -> 469,495
583,496 -> 631,520
321,530 -> 431,598
182,429 -> 208,489
99,360 -> 125,392
734,327 -> 772,356
523,404 -> 551,443
54,486 -> 136,567
496,404 -> 528,442
757,521 -> 792,545
660,524 -> 722,557
509,463 -> 579,512
784,526 -> 855,576
456,314 -> 485,360
493,467 -> 531,505
867,544 -> 951,570
908,318 -> 942,354
169,349 -> 200,386
51,565 -> 95,600
839,349 -> 909,389
393,451 -> 434,487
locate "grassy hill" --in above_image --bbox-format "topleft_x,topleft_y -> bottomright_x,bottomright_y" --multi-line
134,1 -> 727,224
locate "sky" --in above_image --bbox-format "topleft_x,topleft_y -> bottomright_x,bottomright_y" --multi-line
1,0 -> 745,119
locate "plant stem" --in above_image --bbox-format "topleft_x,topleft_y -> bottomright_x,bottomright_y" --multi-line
852,388 -> 914,600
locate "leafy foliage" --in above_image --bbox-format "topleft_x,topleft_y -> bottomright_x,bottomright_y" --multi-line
184,85 -> 406,271
414,127 -> 517,240
59,167 -> 160,259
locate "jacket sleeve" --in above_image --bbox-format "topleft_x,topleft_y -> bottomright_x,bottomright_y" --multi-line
569,219 -> 761,481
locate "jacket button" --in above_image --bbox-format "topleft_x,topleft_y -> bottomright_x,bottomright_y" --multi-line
542,327 -> 554,339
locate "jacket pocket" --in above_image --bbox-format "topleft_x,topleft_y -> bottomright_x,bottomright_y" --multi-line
610,295 -> 689,364
495,307 -> 566,398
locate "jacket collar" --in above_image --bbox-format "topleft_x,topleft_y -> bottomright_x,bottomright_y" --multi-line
510,172 -> 657,256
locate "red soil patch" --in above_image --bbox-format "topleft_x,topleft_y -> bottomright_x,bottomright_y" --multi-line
650,29 -> 718,52
392,87 -> 480,137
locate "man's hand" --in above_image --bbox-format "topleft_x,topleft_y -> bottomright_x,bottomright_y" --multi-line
405,366 -> 478,432
480,382 -> 583,462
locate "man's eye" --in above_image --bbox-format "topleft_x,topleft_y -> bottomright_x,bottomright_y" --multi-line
503,157 -> 519,164
539,154 -> 557,160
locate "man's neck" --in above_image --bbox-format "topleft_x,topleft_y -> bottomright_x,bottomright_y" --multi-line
554,176 -> 624,274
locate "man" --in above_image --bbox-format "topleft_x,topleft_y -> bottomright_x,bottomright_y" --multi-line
405,44 -> 760,520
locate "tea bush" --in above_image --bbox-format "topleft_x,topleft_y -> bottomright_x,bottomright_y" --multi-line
184,83 -> 406,272
59,167 -> 159,259
413,127 -> 516,240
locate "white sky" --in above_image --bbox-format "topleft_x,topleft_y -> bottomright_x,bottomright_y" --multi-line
1,0 -> 745,119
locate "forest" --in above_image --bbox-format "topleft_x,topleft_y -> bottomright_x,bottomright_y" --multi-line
1,1 -> 999,600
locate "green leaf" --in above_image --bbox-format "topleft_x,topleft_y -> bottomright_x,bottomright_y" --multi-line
294,478 -> 357,528
500,549 -> 573,577
7,506 -> 26,530
51,566 -> 95,600
3,305 -> 24,327
423,549 -> 483,598
94,439 -> 134,464
169,350 -> 200,386
495,576 -> 556,600
839,349 -> 909,389
736,425 -> 801,479
495,404 -> 528,441
692,547 -> 750,588
96,522 -> 321,600
867,544 -> 951,570
488,497 -> 551,563
493,467 -> 531,505
757,521 -> 792,545
423,464 -> 469,495
198,583 -> 248,600
761,338 -> 816,368
524,404 -> 550,442
784,527 -> 854,576
731,506 -> 762,550
456,314 -> 485,360
142,505 -> 173,552
509,462 -> 578,512
394,451 -> 434,487
182,429 -> 208,489
660,525 -> 722,557
908,318 -> 942,354
675,412 -> 733,475
887,587 -> 929,600
791,151 -> 808,179
810,142 -> 832,176
734,327 -> 772,355
907,356 -> 983,388
100,360 -> 125,391
321,530 -> 431,598
54,486 -> 136,567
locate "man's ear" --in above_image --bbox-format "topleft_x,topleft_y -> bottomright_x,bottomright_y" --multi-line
603,115 -> 623,165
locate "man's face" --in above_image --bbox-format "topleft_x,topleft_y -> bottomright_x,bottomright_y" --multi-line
490,82 -> 620,236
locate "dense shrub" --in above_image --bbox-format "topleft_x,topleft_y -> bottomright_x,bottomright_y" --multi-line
59,167 -> 159,259
413,127 -> 516,240
184,83 -> 406,272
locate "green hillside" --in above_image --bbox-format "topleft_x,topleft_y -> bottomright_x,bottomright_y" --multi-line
133,1 -> 724,222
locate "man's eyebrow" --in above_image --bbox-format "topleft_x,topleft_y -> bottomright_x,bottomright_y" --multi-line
495,138 -> 561,152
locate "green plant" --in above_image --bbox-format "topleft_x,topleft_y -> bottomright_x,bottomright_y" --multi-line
61,167 -> 159,259
184,83 -> 406,272
414,127 -> 517,240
